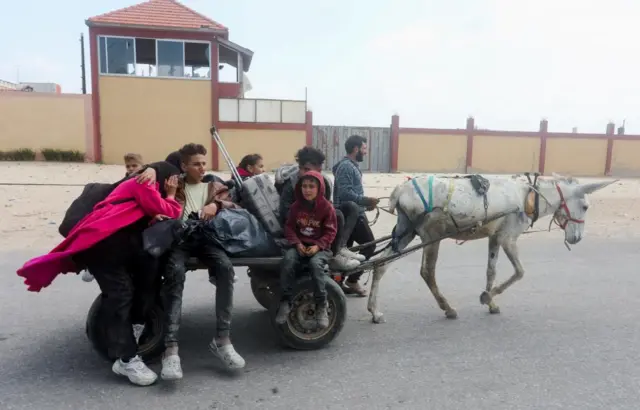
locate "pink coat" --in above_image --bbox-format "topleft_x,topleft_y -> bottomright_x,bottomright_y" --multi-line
17,179 -> 182,292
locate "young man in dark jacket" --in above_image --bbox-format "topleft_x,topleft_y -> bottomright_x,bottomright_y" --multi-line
277,146 -> 362,272
276,171 -> 337,329
332,135 -> 379,296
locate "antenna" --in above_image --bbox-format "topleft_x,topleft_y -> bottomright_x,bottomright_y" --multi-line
80,33 -> 87,94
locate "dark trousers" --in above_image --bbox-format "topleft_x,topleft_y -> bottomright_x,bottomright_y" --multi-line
164,242 -> 235,344
345,214 -> 376,283
332,201 -> 360,254
280,247 -> 330,304
83,247 -> 159,361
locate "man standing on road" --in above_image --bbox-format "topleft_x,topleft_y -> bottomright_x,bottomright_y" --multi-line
332,135 -> 379,296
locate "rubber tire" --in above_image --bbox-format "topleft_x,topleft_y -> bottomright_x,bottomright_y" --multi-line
269,277 -> 347,350
250,276 -> 277,310
85,293 -> 166,363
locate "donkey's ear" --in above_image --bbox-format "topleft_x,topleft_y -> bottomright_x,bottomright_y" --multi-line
579,180 -> 618,195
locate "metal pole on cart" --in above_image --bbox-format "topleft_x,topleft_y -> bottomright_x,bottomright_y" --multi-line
210,126 -> 243,188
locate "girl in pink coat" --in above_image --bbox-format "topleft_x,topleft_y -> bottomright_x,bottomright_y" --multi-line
17,161 -> 182,387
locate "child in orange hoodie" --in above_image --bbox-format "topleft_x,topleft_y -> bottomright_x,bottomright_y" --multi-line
275,171 -> 337,329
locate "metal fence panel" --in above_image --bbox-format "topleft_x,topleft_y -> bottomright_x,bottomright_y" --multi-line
312,125 -> 391,172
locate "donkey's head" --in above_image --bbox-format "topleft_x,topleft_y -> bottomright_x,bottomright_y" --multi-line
551,173 -> 617,244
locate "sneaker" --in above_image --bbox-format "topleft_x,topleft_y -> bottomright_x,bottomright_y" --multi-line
316,302 -> 330,329
274,301 -> 291,325
329,254 -> 360,271
81,270 -> 95,282
161,355 -> 183,380
112,356 -> 158,386
132,324 -> 145,345
208,342 -> 246,370
339,248 -> 366,262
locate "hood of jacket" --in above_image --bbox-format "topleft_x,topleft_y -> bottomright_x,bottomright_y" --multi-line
294,171 -> 330,207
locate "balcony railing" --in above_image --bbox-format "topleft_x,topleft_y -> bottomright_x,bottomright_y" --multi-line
219,98 -> 306,124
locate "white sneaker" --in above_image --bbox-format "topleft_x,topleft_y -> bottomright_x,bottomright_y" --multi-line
161,355 -> 183,380
208,342 -> 246,370
329,254 -> 360,271
81,270 -> 95,282
112,356 -> 158,386
339,248 -> 366,262
132,324 -> 145,345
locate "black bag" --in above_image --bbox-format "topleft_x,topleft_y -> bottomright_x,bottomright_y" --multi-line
142,219 -> 186,257
58,180 -> 132,237
198,208 -> 280,257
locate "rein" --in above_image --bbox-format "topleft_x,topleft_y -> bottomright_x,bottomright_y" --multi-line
523,174 -> 585,250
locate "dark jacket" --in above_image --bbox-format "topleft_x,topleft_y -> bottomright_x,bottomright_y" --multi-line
332,156 -> 366,215
278,169 -> 332,225
284,171 -> 337,251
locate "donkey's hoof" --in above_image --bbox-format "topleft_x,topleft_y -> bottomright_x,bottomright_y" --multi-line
479,291 -> 492,305
372,312 -> 385,324
445,309 -> 458,319
489,305 -> 501,314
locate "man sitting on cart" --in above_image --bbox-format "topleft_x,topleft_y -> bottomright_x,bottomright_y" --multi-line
332,135 -> 379,297
136,143 -> 246,381
277,146 -> 364,273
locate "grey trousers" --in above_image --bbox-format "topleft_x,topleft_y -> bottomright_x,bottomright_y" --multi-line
280,247 -> 330,304
163,242 -> 235,345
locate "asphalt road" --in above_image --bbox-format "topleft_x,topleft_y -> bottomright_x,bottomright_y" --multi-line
1,236 -> 640,410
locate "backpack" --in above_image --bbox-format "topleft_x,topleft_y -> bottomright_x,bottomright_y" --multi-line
58,180 -> 131,238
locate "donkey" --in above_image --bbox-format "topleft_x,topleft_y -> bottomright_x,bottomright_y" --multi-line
366,172 -> 616,324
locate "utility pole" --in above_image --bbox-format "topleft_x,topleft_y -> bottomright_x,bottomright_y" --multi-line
80,33 -> 87,94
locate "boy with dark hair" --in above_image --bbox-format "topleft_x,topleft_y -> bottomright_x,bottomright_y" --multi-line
277,146 -> 362,272
276,171 -> 337,329
332,135 -> 379,296
159,143 -> 245,381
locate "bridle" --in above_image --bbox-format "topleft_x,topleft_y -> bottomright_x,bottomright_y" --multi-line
552,182 -> 585,230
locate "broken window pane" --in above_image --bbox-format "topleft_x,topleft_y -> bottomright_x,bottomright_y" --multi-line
135,38 -> 156,77
218,44 -> 239,83
184,42 -> 210,79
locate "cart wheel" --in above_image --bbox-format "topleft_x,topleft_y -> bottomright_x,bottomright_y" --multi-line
250,277 -> 277,310
269,276 -> 347,350
85,293 -> 166,363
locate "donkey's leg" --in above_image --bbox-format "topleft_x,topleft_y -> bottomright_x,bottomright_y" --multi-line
367,253 -> 390,324
479,236 -> 502,314
367,231 -> 416,324
419,241 -> 457,319
489,238 -> 525,303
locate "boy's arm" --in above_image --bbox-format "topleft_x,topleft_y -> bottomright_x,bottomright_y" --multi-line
316,208 -> 338,250
284,207 -> 302,246
279,181 -> 295,225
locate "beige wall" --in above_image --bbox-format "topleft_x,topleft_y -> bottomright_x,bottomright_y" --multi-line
610,140 -> 640,176
545,138 -> 607,176
471,135 -> 540,173
216,129 -> 306,171
0,92 -> 92,156
397,133 -> 467,173
99,76 -> 211,166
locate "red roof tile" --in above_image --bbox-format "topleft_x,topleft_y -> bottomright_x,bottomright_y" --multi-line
87,0 -> 227,31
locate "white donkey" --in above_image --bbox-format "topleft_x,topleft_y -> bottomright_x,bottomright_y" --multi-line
367,172 -> 616,324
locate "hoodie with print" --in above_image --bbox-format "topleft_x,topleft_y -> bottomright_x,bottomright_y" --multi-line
284,171 -> 337,251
